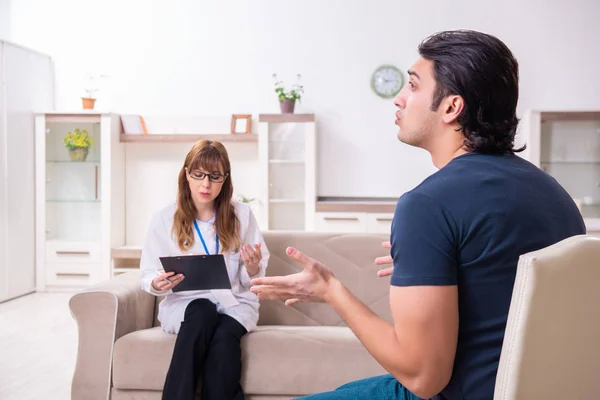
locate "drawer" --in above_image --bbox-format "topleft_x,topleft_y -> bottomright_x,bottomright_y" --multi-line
315,212 -> 367,233
45,262 -> 101,286
46,241 -> 102,264
366,213 -> 394,234
47,262 -> 92,275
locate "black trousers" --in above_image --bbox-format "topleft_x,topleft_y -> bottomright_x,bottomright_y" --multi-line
162,298 -> 248,400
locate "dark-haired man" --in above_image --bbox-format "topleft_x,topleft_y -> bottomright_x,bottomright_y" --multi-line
251,30 -> 585,400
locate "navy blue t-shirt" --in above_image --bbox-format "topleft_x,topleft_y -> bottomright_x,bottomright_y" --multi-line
390,152 -> 585,400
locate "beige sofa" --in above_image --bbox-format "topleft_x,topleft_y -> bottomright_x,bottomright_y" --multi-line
69,232 -> 392,400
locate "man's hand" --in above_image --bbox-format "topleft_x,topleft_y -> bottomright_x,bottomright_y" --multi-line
250,246 -> 335,306
375,240 -> 394,277
241,243 -> 262,277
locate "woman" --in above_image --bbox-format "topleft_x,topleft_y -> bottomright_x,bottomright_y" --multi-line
140,139 -> 269,400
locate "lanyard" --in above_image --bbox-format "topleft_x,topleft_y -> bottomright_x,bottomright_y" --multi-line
193,220 -> 219,255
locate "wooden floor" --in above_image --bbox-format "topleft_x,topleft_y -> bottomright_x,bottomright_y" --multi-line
0,292 -> 78,400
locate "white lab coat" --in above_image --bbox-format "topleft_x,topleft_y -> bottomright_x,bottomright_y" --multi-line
140,201 -> 269,334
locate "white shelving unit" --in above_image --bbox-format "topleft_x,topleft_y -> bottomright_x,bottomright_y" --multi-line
314,199 -> 396,234
258,114 -> 316,231
520,110 -> 600,232
35,112 -> 125,290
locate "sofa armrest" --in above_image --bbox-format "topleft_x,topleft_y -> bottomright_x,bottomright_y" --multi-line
69,270 -> 155,400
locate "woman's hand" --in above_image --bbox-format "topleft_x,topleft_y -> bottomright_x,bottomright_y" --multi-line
151,271 -> 184,291
241,243 -> 262,277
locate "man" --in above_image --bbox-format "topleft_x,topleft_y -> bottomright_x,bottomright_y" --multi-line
250,30 -> 585,400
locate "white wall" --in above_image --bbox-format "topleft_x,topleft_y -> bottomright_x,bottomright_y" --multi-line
0,0 -> 11,41
124,140 -> 261,245
7,0 -> 600,199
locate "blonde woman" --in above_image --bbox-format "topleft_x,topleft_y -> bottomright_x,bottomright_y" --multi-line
140,140 -> 269,400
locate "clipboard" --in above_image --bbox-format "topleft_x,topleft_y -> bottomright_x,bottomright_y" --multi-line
159,254 -> 231,292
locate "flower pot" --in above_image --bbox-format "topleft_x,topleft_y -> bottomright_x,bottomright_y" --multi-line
279,99 -> 296,114
69,147 -> 89,162
82,97 -> 96,110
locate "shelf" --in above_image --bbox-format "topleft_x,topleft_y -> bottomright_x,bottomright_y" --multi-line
47,160 -> 100,164
541,161 -> 600,165
316,197 -> 398,213
269,199 -> 305,204
120,133 -> 257,143
582,203 -> 600,207
269,159 -> 305,164
44,113 -> 103,123
540,111 -> 600,123
259,114 -> 315,123
113,267 -> 139,274
46,199 -> 101,203
112,245 -> 142,260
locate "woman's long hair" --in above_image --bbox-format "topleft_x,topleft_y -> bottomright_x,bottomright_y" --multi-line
172,140 -> 240,253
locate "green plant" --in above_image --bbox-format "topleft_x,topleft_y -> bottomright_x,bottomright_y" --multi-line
272,73 -> 304,101
63,129 -> 94,149
238,195 -> 256,204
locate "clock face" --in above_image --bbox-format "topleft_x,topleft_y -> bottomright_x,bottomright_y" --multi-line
371,65 -> 404,99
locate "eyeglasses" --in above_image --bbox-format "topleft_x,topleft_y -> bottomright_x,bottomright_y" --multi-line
187,169 -> 228,183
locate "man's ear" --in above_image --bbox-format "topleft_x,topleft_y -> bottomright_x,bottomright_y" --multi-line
441,95 -> 464,125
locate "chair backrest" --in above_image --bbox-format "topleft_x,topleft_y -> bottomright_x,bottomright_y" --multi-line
494,234 -> 600,399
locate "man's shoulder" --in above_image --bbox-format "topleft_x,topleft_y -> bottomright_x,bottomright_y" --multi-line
394,189 -> 453,226
406,163 -> 465,204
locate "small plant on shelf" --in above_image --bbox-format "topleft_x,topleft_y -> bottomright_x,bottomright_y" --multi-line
81,72 -> 108,110
272,73 -> 304,114
63,129 -> 94,161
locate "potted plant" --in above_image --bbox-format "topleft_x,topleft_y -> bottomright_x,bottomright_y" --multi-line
63,129 -> 94,161
82,78 -> 99,110
81,73 -> 107,110
82,92 -> 97,110
272,73 -> 304,114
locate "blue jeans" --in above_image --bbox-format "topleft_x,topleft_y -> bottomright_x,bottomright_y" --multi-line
295,374 -> 423,400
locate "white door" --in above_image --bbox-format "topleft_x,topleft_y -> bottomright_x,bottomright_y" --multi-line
0,42 -> 8,302
3,42 -> 53,300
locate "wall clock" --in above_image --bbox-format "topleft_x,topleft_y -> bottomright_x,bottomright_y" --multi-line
371,65 -> 404,99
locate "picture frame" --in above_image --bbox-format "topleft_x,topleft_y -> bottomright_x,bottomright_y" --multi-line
121,115 -> 148,135
231,114 -> 252,134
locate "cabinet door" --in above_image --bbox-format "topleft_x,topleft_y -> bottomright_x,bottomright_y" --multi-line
366,213 -> 394,234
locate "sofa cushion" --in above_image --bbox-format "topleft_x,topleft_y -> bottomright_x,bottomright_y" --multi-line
113,325 -> 387,395
241,326 -> 387,396
113,327 -> 173,391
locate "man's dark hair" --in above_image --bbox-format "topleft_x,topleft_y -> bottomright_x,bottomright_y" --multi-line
418,30 -> 524,154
